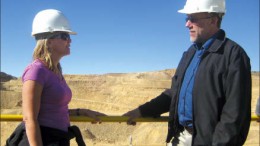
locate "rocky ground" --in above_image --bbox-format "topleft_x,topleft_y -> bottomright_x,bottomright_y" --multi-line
1,70 -> 259,146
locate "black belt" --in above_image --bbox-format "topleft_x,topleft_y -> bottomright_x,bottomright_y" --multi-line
184,126 -> 193,134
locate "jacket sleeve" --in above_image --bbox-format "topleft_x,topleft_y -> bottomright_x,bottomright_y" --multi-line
138,50 -> 190,118
212,45 -> 252,146
138,91 -> 172,118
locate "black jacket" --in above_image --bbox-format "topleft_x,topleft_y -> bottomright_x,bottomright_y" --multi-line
6,122 -> 86,146
139,29 -> 251,146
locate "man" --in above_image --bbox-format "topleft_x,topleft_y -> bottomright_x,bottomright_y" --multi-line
123,0 -> 252,145
256,97 -> 260,122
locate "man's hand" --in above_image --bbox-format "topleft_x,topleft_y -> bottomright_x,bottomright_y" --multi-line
122,108 -> 142,125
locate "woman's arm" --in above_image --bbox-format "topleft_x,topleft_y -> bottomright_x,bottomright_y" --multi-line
69,108 -> 107,123
22,80 -> 43,146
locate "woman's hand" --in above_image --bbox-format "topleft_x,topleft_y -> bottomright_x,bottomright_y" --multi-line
78,109 -> 107,124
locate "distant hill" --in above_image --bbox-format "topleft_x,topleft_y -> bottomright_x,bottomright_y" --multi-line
0,69 -> 259,146
0,72 -> 17,82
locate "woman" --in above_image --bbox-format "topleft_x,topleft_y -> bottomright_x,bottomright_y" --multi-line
20,9 -> 106,146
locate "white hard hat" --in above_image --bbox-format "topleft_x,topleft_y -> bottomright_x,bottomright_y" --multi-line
178,0 -> 226,14
32,9 -> 76,36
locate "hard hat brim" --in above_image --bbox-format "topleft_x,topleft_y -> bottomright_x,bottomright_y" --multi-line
177,9 -> 190,14
177,9 -> 225,14
32,30 -> 77,36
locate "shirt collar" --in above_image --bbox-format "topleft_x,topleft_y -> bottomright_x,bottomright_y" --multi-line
193,31 -> 219,50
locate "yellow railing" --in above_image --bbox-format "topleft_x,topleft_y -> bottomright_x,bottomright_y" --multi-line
0,114 -> 259,122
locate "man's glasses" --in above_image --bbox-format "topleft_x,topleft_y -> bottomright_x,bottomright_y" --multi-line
185,16 -> 213,23
49,33 -> 70,41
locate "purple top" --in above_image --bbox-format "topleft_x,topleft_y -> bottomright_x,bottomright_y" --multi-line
22,59 -> 72,132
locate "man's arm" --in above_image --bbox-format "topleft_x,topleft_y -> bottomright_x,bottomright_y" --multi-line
212,46 -> 252,145
123,91 -> 172,125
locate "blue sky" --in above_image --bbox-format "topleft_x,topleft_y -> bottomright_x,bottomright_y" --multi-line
1,0 -> 259,77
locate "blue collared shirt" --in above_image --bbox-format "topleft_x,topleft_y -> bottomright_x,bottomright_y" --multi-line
178,36 -> 216,128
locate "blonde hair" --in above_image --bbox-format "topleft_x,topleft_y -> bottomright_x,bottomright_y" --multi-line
33,39 -> 62,75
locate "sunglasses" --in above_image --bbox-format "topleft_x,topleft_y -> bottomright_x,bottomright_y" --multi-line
185,16 -> 213,23
49,33 -> 70,41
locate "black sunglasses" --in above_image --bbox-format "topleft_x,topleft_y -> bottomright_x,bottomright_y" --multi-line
185,16 -> 213,23
49,33 -> 70,41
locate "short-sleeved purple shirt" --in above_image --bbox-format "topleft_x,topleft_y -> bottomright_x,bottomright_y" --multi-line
22,59 -> 72,132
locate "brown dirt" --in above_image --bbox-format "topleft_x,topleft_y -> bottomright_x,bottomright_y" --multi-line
1,69 -> 259,146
